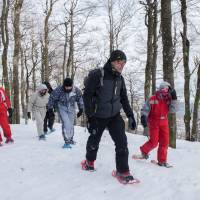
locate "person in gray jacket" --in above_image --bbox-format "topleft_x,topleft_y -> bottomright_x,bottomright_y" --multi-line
27,84 -> 49,140
48,78 -> 84,148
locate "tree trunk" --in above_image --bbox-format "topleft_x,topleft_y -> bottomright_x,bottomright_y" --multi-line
66,1 -> 75,79
191,63 -> 200,141
43,1 -> 52,81
62,21 -> 68,81
108,0 -> 114,55
144,0 -> 154,101
1,0 -> 10,99
161,0 -> 176,148
12,0 -> 23,124
151,0 -> 158,94
20,46 -> 26,119
180,0 -> 191,141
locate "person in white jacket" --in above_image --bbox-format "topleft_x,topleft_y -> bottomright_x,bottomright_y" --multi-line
27,84 -> 49,140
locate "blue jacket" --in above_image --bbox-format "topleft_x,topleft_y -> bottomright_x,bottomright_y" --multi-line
48,86 -> 84,112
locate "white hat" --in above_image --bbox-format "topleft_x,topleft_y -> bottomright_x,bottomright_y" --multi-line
159,81 -> 171,89
37,84 -> 47,92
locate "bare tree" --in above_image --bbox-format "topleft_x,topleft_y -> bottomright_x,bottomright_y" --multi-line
161,0 -> 176,148
139,0 -> 158,100
180,0 -> 191,141
191,57 -> 200,141
42,0 -> 59,81
108,0 -> 114,54
66,0 -> 77,79
105,0 -> 135,55
62,20 -> 69,81
1,0 -> 10,98
12,0 -> 24,124
151,0 -> 158,94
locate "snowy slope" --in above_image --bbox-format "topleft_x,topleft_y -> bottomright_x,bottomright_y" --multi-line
0,122 -> 200,200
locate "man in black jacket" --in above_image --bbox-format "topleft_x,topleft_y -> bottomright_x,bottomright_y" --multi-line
81,50 -> 137,183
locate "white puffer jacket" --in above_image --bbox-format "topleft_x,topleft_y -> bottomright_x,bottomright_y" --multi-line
28,84 -> 49,113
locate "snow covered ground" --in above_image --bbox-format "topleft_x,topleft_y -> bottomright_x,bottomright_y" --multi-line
0,122 -> 200,200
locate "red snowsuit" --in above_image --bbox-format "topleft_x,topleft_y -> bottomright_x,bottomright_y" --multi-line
0,87 -> 12,142
140,91 -> 172,163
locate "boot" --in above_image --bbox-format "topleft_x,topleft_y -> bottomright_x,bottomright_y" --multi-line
115,171 -> 135,183
39,135 -> 46,140
5,137 -> 14,144
81,159 -> 95,171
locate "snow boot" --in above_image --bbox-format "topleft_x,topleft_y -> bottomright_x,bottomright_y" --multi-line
39,135 -> 46,141
5,137 -> 14,144
81,160 -> 95,171
132,151 -> 149,160
157,161 -> 173,168
113,171 -> 139,184
62,141 -> 72,149
0,142 -> 3,147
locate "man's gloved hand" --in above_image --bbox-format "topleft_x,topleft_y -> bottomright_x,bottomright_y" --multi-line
7,108 -> 13,118
27,112 -> 31,119
87,117 -> 98,135
48,108 -> 54,114
169,87 -> 177,100
77,108 -> 83,118
141,115 -> 147,128
128,115 -> 136,130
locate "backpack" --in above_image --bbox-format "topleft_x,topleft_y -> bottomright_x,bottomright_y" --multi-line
83,67 -> 104,89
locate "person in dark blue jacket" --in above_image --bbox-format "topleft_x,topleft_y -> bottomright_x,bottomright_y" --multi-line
48,78 -> 84,148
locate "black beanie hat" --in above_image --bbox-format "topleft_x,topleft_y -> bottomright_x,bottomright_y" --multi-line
110,50 -> 127,62
63,77 -> 73,87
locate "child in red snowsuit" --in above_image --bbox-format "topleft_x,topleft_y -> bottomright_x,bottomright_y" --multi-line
136,81 -> 177,166
0,87 -> 14,146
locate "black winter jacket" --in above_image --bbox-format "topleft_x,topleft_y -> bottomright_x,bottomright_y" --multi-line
83,60 -> 134,119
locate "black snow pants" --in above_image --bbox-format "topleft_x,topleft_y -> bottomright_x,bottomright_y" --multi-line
43,110 -> 55,132
86,113 -> 129,173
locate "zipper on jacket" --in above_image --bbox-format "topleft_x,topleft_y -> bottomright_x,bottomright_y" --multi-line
111,78 -> 117,116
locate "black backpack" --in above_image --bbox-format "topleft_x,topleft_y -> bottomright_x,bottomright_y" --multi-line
83,67 -> 104,90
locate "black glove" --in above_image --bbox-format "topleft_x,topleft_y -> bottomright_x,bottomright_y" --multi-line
141,115 -> 147,128
128,115 -> 136,130
87,117 -> 98,135
27,112 -> 31,119
7,108 -> 13,118
77,108 -> 83,118
169,88 -> 177,100
48,108 -> 54,114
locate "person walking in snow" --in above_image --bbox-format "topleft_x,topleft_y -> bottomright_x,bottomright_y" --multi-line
48,78 -> 84,148
27,84 -> 49,140
43,81 -> 55,134
81,50 -> 137,184
132,81 -> 177,167
0,87 -> 14,146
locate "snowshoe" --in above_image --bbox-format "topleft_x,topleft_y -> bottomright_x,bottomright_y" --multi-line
132,152 -> 149,160
112,170 -> 140,185
151,160 -> 173,168
62,143 -> 72,149
81,160 -> 95,171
